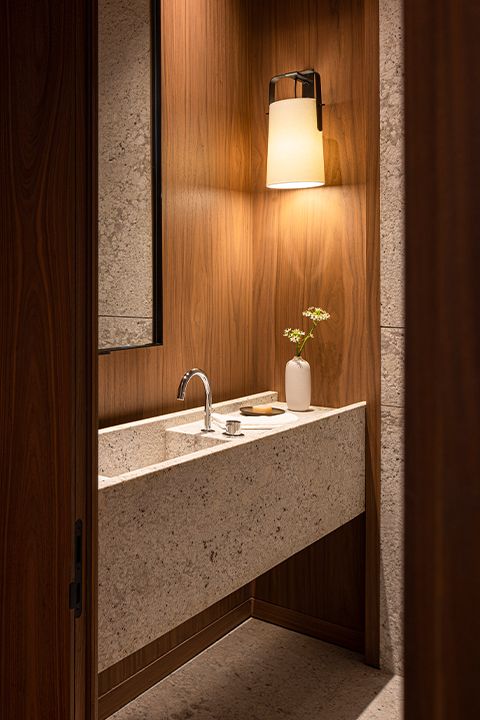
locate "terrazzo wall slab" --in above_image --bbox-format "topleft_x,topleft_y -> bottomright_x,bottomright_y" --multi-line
379,0 -> 404,675
98,0 -> 153,349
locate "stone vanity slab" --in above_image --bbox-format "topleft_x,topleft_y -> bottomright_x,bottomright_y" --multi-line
98,393 -> 366,671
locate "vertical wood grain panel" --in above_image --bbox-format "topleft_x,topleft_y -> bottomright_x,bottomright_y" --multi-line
249,0 -> 380,664
405,0 -> 480,716
253,515 -> 365,652
99,0 -> 254,426
363,0 -> 381,667
0,0 -> 96,717
250,0 -> 367,409
75,0 -> 99,717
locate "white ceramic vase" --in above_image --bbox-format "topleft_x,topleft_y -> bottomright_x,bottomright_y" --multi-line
285,355 -> 311,411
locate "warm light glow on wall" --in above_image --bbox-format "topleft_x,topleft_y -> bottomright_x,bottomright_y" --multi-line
266,69 -> 325,190
266,97 -> 325,189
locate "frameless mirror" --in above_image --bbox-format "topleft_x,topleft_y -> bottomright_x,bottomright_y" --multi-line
98,0 -> 161,351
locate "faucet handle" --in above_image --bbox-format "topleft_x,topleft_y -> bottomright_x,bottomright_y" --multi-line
225,419 -> 243,437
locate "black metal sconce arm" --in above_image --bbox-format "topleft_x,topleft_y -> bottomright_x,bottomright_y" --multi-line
268,68 -> 323,131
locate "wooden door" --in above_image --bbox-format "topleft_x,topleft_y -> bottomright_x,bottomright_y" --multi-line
0,1 -> 97,718
405,0 -> 480,716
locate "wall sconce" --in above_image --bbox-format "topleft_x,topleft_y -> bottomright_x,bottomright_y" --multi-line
266,69 -> 325,189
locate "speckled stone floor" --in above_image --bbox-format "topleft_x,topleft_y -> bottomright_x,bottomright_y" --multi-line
111,619 -> 403,720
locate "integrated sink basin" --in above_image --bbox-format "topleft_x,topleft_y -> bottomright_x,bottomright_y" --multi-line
98,392 -> 366,671
99,422 -> 228,476
98,391 -> 277,477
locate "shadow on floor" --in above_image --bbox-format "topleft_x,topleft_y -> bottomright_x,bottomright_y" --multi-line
111,619 -> 402,720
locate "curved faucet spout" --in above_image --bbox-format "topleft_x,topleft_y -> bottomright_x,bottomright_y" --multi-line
176,368 -> 214,432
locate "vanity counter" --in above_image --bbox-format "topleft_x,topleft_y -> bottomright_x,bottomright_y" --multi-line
98,393 -> 365,671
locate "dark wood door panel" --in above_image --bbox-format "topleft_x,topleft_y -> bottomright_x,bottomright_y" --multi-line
0,1 -> 96,717
405,0 -> 480,716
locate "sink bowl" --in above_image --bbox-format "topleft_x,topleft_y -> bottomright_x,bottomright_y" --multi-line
98,391 -> 276,477
165,425 -> 228,461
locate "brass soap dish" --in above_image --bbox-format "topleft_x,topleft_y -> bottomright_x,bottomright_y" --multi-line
239,405 -> 285,417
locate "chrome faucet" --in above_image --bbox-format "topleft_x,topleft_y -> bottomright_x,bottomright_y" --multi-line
176,368 -> 214,432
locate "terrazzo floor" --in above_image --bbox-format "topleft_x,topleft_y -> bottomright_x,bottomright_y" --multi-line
110,619 -> 403,720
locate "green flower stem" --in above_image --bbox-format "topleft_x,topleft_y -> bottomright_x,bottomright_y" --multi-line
296,321 -> 318,357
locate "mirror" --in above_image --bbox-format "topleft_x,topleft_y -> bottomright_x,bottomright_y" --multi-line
98,0 -> 161,351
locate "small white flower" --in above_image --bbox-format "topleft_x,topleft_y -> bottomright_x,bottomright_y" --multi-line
302,306 -> 330,322
283,305 -> 330,356
283,328 -> 305,344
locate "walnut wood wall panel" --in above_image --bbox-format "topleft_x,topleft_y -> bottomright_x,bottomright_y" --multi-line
0,1 -> 96,718
405,0 -> 480,717
253,515 -> 366,653
98,0 -> 254,427
250,0 -> 367,408
249,0 -> 380,664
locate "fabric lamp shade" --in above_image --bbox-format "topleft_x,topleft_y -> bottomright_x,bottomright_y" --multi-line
266,97 -> 325,189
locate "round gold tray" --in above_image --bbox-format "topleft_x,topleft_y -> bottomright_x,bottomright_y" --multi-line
239,406 -> 285,417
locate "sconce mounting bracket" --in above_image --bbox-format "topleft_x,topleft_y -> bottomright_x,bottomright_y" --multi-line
268,68 -> 324,131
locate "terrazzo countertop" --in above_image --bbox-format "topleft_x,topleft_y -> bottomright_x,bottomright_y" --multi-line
98,393 -> 366,671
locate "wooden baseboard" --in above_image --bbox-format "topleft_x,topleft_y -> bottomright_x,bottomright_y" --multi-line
252,598 -> 364,653
98,599 -> 252,720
